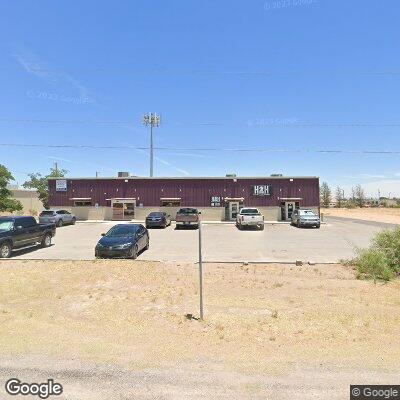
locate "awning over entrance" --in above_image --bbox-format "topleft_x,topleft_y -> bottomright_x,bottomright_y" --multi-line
160,197 -> 181,201
224,197 -> 244,202
280,197 -> 303,201
69,197 -> 92,200
107,198 -> 136,203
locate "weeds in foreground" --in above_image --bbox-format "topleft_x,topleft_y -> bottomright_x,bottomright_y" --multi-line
346,227 -> 400,282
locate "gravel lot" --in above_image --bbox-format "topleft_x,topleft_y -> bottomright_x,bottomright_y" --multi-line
0,260 -> 399,399
11,217 -> 391,263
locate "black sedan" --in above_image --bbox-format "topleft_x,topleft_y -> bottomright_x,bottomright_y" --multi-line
95,224 -> 149,259
145,212 -> 171,229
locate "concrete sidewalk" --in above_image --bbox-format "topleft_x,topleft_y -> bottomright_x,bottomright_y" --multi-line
76,219 -> 292,225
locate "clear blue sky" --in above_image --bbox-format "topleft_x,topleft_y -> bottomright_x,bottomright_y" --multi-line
1,0 -> 400,197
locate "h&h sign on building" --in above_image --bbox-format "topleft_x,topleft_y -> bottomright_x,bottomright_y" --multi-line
252,185 -> 271,196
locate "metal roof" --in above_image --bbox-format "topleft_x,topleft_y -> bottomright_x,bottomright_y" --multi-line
49,175 -> 319,180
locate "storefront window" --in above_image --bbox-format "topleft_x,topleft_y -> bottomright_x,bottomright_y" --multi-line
74,200 -> 92,206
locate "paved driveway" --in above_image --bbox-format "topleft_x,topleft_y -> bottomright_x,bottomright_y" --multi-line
10,217 -> 392,263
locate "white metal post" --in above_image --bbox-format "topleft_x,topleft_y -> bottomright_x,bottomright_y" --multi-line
198,216 -> 204,320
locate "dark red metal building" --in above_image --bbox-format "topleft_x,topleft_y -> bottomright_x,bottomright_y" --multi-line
48,175 -> 319,221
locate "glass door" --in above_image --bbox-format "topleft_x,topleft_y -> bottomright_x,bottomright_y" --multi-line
124,203 -> 135,219
112,203 -> 124,220
285,202 -> 295,220
112,201 -> 135,220
229,202 -> 240,220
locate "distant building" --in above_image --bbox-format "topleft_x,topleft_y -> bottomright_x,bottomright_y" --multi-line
10,188 -> 42,215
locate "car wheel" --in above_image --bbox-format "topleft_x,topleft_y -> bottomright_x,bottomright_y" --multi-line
237,224 -> 242,230
0,242 -> 12,258
146,225 -> 149,229
130,245 -> 138,260
57,219 -> 63,228
297,221 -> 301,228
41,234 -> 52,248
145,239 -> 149,250
71,217 -> 76,225
260,224 -> 265,231
316,224 -> 321,229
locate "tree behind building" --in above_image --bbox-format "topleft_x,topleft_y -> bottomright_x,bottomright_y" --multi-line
23,167 -> 68,209
320,182 -> 332,208
0,164 -> 23,213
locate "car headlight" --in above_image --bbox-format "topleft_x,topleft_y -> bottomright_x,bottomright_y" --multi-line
118,243 -> 132,249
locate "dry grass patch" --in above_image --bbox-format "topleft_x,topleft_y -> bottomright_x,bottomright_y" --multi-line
0,260 -> 399,374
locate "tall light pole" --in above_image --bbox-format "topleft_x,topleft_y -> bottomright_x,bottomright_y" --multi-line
142,113 -> 161,177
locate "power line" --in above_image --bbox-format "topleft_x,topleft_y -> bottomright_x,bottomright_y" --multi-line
6,67 -> 400,75
0,143 -> 399,155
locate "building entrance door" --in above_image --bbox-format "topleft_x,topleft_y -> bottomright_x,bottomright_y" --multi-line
228,201 -> 240,221
112,199 -> 136,220
285,201 -> 296,220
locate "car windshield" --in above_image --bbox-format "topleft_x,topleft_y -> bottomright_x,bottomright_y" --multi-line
106,225 -> 139,237
149,212 -> 163,217
178,208 -> 197,214
240,209 -> 260,215
0,220 -> 13,231
40,211 -> 56,216
299,210 -> 316,216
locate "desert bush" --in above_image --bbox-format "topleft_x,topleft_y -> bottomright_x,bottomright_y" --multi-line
349,228 -> 400,282
345,200 -> 357,209
355,248 -> 394,282
372,228 -> 400,275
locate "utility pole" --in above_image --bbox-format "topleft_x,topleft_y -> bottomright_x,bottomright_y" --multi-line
54,162 -> 59,176
142,113 -> 161,177
198,213 -> 204,320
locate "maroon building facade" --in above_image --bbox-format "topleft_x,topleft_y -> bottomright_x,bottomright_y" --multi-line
48,176 -> 320,221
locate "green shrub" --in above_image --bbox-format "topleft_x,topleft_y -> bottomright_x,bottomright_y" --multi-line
345,201 -> 357,209
372,228 -> 400,275
355,248 -> 394,283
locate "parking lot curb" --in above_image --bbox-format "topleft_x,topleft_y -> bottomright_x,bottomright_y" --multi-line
196,260 -> 339,265
0,258 -> 339,265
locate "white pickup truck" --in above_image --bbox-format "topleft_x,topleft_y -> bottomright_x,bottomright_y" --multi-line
236,208 -> 264,231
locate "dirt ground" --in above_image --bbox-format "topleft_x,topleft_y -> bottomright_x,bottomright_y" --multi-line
322,207 -> 400,224
0,260 -> 399,399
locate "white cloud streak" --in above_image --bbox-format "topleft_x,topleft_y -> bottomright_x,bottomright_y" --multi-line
13,45 -> 95,104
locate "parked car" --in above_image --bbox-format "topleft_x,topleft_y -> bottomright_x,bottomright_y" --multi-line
145,212 -> 171,229
39,209 -> 76,227
0,216 -> 56,258
236,208 -> 264,230
291,209 -> 321,228
175,208 -> 200,229
95,224 -> 149,259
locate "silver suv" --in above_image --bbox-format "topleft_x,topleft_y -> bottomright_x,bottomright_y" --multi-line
291,209 -> 320,228
39,210 -> 76,227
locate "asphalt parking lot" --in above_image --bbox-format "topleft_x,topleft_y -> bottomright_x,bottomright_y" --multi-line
10,217 -> 394,263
